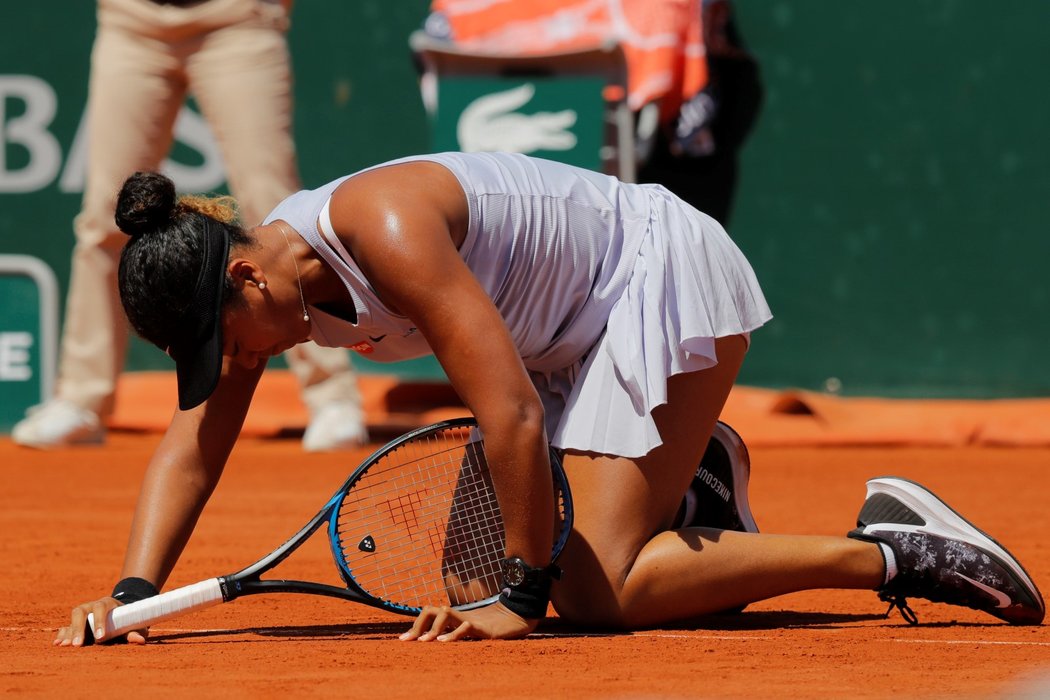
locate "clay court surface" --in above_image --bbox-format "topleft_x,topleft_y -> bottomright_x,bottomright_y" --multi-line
2,377 -> 1048,698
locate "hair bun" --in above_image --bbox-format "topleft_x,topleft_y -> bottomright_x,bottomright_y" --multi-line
115,171 -> 177,238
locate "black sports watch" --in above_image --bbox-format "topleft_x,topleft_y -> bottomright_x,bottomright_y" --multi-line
501,557 -> 551,588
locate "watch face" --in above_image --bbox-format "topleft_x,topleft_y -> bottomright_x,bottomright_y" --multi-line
502,558 -> 526,587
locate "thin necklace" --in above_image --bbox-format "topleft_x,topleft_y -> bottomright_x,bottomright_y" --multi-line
276,222 -> 310,323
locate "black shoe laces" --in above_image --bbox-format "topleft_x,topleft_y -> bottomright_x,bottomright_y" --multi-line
878,591 -> 919,625
880,565 -> 996,625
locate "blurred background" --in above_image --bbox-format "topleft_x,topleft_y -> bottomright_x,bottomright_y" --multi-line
1,0 -> 1047,436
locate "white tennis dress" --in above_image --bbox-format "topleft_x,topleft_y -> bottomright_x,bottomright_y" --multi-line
263,152 -> 771,458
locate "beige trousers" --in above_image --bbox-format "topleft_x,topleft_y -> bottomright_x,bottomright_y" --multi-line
58,0 -> 359,417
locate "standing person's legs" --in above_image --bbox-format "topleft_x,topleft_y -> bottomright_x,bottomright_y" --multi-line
14,16 -> 185,447
284,343 -> 367,450
551,335 -> 885,628
63,24 -> 185,418
185,1 -> 298,226
188,7 -> 366,450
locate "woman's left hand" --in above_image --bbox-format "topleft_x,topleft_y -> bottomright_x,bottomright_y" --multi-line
399,602 -> 539,642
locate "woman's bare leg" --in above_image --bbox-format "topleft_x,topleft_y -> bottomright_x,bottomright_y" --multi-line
551,335 -> 885,628
615,530 -> 883,627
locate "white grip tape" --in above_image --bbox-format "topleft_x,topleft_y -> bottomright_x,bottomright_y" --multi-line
87,578 -> 225,639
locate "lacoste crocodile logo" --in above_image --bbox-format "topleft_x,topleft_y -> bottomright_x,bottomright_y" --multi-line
457,84 -> 577,153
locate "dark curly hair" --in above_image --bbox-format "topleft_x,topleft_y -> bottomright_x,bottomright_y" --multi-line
115,171 -> 253,352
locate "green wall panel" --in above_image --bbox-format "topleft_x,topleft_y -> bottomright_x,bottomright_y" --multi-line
727,1 -> 1049,396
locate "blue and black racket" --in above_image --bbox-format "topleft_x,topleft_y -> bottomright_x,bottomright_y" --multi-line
89,418 -> 573,639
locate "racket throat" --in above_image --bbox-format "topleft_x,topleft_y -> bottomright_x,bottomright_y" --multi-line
218,576 -> 243,602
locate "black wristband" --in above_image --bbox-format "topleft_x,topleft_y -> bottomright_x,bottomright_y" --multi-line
498,559 -> 560,620
111,577 -> 159,605
499,582 -> 552,619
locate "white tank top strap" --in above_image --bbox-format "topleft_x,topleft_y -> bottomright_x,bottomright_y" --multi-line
317,198 -> 350,262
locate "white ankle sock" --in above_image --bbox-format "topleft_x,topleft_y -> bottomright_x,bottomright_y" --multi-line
878,542 -> 898,585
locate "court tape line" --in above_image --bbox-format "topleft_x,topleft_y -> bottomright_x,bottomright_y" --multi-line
886,638 -> 1050,647
11,628 -> 1050,647
569,633 -> 1050,647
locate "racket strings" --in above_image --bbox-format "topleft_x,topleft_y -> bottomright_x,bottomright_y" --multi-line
338,441 -> 499,543
334,428 -> 508,609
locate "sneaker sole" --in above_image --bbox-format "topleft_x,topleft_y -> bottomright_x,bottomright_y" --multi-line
711,421 -> 759,534
861,476 -> 1045,618
12,429 -> 105,449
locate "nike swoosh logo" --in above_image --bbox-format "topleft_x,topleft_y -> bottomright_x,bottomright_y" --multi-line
368,335 -> 387,343
953,571 -> 1012,608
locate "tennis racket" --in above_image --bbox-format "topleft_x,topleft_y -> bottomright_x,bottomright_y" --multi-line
87,417 -> 573,640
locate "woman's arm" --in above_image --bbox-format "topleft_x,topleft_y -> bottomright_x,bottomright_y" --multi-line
328,165 -> 555,578
120,358 -> 266,587
54,358 -> 264,647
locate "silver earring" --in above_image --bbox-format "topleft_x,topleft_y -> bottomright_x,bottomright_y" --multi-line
258,282 -> 267,290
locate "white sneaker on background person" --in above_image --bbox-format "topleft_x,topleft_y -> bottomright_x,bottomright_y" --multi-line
11,399 -> 106,448
302,400 -> 369,452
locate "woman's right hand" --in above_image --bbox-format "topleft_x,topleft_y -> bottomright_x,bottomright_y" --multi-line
53,598 -> 148,647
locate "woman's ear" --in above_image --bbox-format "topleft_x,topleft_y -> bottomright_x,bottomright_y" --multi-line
228,258 -> 267,291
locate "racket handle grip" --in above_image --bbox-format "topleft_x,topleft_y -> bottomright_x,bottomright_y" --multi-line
87,578 -> 225,640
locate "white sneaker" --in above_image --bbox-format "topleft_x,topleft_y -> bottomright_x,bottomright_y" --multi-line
302,400 -> 368,452
11,399 -> 105,449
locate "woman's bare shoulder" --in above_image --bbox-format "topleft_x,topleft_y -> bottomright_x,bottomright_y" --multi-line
329,160 -> 469,246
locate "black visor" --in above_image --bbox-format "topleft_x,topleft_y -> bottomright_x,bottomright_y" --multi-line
167,218 -> 230,410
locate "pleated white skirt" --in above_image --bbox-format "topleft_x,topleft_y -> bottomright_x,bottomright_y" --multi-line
532,189 -> 773,459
